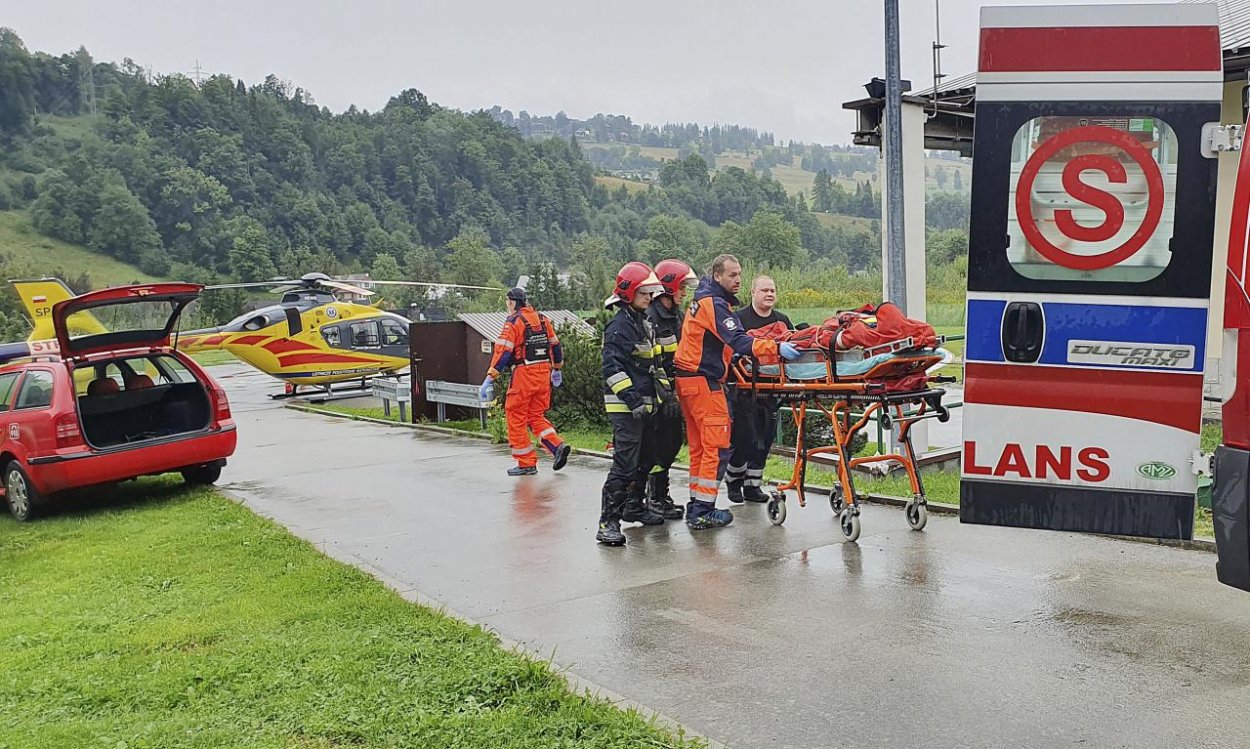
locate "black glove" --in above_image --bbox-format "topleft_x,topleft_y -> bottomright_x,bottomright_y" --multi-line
631,404 -> 650,421
661,398 -> 681,419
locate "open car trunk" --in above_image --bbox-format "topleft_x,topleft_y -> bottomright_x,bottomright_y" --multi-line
75,354 -> 212,449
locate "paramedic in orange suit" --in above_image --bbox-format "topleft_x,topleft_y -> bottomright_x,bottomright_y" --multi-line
672,254 -> 801,529
480,287 -> 573,476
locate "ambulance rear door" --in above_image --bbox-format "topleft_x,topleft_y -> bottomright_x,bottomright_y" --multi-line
960,3 -> 1224,539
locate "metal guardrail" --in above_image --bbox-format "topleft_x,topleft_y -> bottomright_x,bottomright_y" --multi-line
371,377 -> 412,422
425,380 -> 490,429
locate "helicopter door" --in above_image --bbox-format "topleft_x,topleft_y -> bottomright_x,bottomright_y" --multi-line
347,320 -> 381,351
960,3 -> 1222,540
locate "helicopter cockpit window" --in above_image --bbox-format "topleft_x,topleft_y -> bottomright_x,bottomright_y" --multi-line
322,325 -> 341,348
349,321 -> 379,348
381,319 -> 408,347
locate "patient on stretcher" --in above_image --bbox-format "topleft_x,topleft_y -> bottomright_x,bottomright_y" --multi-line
743,302 -> 949,381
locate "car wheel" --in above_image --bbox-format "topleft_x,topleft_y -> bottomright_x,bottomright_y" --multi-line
181,463 -> 222,486
5,461 -> 42,522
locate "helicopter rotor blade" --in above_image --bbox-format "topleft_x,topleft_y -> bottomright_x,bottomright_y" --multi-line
347,280 -> 505,292
205,280 -> 299,291
321,280 -> 375,296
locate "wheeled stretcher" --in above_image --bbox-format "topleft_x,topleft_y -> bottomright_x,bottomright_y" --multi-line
730,335 -> 959,542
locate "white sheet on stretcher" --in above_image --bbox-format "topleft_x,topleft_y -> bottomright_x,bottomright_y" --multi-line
753,347 -> 952,380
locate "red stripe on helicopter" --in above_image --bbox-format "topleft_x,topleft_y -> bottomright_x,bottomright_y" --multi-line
263,339 -> 318,354
964,362 -> 1202,433
979,26 -> 1221,72
232,335 -> 267,346
277,353 -> 384,366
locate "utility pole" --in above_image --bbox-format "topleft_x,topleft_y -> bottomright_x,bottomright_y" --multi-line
884,0 -> 907,313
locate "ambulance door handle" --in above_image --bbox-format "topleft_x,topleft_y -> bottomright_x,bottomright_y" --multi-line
1002,301 -> 1043,363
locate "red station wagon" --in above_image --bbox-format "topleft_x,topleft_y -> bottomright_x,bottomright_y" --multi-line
0,283 -> 237,521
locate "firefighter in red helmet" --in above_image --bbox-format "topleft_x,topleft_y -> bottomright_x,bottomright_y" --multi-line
596,262 -> 670,546
480,287 -> 572,476
644,258 -> 698,520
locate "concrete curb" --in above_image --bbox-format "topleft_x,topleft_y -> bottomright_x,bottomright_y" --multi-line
287,402 -> 1217,553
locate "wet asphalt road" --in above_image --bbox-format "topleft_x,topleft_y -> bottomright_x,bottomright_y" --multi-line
212,365 -> 1250,749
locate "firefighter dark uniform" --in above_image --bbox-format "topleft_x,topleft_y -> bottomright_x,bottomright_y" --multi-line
597,262 -> 668,546
644,259 -> 697,520
673,276 -> 785,529
486,297 -> 571,475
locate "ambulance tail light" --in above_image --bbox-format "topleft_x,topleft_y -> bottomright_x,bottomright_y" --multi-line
54,413 -> 83,449
1223,328 -> 1250,451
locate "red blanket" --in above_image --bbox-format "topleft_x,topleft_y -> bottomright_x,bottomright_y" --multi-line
747,302 -> 937,351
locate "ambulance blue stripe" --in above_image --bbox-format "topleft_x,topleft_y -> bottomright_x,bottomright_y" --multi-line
965,299 -> 1207,371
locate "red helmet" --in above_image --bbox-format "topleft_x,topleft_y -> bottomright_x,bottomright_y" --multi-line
605,261 -> 664,307
653,259 -> 697,296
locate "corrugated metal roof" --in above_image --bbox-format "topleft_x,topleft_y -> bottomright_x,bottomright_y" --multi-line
915,0 -> 1250,99
457,310 -> 595,342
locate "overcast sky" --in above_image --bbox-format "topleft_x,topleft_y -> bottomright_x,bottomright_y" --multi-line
7,0 -> 1151,144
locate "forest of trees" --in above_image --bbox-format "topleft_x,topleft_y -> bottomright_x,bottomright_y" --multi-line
0,29 -> 967,321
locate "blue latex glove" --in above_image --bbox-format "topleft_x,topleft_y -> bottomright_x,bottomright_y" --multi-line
779,342 -> 802,361
551,369 -> 563,388
479,377 -> 495,402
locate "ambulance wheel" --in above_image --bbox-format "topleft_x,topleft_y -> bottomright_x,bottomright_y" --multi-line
906,500 -> 928,531
839,508 -> 861,542
767,496 -> 787,526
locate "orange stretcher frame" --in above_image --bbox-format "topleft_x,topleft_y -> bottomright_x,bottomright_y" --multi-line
729,336 -> 956,542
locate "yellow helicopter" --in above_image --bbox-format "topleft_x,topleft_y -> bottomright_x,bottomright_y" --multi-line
12,273 -> 502,396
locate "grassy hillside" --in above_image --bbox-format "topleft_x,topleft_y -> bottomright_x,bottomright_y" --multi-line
0,211 -> 163,288
593,175 -> 651,194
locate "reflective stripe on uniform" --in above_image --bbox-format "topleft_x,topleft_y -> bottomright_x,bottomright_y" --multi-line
539,428 -> 557,439
661,343 -> 679,353
657,335 -> 677,346
496,338 -> 515,349
607,372 -> 634,393
633,342 -> 656,358
512,446 -> 536,456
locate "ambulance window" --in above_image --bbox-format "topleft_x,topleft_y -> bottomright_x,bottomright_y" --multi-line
321,325 -> 341,348
1007,115 -> 1177,283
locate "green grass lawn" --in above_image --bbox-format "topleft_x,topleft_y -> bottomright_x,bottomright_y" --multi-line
188,349 -> 239,367
0,210 -> 163,287
0,479 -> 701,748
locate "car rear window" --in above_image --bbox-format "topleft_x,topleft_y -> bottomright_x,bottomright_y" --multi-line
76,354 -> 200,396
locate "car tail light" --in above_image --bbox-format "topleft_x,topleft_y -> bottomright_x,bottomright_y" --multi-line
213,387 -> 232,421
55,413 -> 83,449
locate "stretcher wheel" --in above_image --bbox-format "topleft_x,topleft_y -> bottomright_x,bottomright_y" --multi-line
829,487 -> 843,514
839,508 -> 861,542
880,412 -> 892,430
906,500 -> 928,531
767,495 -> 787,526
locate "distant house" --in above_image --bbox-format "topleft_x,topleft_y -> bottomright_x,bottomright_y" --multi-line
337,273 -> 375,304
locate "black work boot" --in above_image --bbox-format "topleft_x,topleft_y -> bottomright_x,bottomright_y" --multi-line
596,518 -> 626,546
742,485 -> 769,503
622,498 -> 665,525
647,473 -> 684,519
727,480 -> 744,504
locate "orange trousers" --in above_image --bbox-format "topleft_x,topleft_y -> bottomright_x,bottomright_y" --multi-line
677,376 -> 732,504
505,364 -> 564,468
